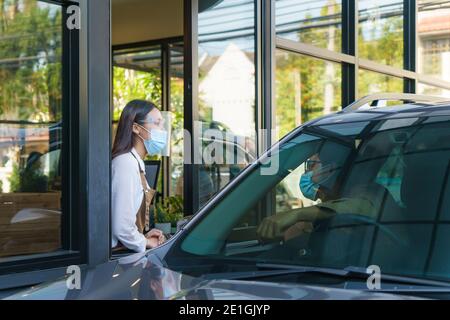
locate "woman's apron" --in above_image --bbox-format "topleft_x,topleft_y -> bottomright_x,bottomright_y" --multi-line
113,153 -> 156,252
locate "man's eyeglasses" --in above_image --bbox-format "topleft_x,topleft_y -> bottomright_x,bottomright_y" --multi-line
305,159 -> 321,171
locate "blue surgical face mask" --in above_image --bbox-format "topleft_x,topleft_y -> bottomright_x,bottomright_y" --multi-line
137,124 -> 168,156
300,163 -> 335,200
300,171 -> 320,200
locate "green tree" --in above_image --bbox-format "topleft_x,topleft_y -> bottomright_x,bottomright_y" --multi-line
0,0 -> 62,122
113,66 -> 162,121
358,13 -> 404,96
275,1 -> 404,138
358,12 -> 403,68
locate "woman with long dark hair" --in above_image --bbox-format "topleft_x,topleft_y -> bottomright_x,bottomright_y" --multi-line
111,99 -> 167,252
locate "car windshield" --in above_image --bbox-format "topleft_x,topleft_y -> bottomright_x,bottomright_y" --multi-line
176,115 -> 450,283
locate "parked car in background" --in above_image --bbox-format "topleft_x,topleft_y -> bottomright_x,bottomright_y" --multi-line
171,120 -> 257,206
6,93 -> 450,300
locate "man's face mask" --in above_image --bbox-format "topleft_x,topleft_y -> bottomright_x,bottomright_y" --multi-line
300,171 -> 320,200
136,123 -> 168,156
300,161 -> 334,200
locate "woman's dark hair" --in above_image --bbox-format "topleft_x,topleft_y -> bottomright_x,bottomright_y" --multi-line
112,99 -> 157,159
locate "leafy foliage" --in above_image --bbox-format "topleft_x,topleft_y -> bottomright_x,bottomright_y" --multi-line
9,162 -> 48,192
112,66 -> 162,121
0,0 -> 62,122
276,1 -> 404,138
154,195 -> 184,226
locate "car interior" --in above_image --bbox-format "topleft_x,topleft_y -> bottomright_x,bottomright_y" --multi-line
178,117 -> 450,280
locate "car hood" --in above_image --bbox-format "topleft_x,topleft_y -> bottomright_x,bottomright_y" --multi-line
4,252 -> 424,300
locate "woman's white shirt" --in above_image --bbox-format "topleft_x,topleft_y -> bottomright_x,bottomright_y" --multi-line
111,148 -> 147,252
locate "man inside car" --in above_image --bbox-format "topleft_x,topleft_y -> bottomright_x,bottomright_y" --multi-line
256,152 -> 381,243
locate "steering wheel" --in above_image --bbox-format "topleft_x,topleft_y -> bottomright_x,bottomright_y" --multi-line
290,213 -> 409,264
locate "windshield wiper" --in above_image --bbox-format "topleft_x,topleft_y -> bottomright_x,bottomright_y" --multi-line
203,262 -> 450,291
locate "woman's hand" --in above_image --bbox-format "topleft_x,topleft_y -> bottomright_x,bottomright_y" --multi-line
146,237 -> 159,249
145,228 -> 166,248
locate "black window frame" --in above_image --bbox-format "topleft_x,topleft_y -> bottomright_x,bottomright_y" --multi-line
0,0 -> 112,289
0,0 -> 81,277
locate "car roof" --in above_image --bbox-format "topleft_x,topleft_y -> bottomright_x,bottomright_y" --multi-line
310,102 -> 450,127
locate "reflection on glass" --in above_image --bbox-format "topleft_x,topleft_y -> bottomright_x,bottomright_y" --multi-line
358,0 -> 403,68
197,0 -> 257,207
358,69 -> 403,98
275,50 -> 342,138
275,0 -> 342,52
418,82 -> 450,98
0,0 -> 63,258
169,43 -> 184,197
418,0 -> 450,82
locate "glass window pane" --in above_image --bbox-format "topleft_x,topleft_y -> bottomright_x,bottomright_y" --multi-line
275,50 -> 342,138
358,69 -> 403,98
418,82 -> 450,98
169,43 -> 184,198
275,0 -> 342,52
113,47 -> 162,123
0,0 -> 63,258
358,0 -> 404,68
196,0 -> 257,207
418,0 -> 450,82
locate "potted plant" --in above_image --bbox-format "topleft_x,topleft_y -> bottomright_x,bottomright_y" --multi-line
154,195 -> 184,234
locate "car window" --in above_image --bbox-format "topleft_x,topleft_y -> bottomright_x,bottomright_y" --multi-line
179,117 -> 450,282
375,146 -> 404,206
